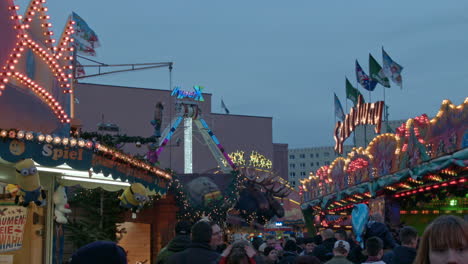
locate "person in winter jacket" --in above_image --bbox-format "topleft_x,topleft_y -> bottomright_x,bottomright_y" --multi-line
334,229 -> 365,264
324,240 -> 353,264
382,226 -> 418,264
278,240 -> 298,264
155,221 -> 192,264
362,237 -> 385,264
364,213 -> 397,250
311,229 -> 337,262
69,241 -> 127,264
167,220 -> 221,264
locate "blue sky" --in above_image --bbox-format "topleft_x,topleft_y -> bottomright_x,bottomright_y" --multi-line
18,0 -> 468,148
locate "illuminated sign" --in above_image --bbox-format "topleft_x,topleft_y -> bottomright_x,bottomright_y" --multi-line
334,95 -> 384,154
171,86 -> 204,101
42,144 -> 84,161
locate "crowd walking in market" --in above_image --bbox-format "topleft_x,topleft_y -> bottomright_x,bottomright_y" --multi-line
65,214 -> 468,264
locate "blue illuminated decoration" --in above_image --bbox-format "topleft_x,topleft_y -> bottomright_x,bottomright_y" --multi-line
171,86 -> 205,101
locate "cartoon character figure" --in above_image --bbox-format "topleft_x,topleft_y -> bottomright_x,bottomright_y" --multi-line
53,185 -> 72,224
15,159 -> 46,207
119,183 -> 148,212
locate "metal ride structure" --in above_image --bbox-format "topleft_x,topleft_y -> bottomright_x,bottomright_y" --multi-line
156,86 -> 236,173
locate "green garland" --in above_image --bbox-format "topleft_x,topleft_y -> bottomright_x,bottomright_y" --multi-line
80,132 -> 158,148
170,170 -> 243,224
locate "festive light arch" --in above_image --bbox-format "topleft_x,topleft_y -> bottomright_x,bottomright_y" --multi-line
1,0 -> 73,123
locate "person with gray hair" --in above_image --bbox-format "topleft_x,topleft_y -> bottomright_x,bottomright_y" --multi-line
312,229 -> 337,262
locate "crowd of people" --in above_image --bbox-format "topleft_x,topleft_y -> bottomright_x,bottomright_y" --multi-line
65,214 -> 468,264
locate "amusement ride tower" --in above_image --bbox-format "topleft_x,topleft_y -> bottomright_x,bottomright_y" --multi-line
155,86 -> 235,173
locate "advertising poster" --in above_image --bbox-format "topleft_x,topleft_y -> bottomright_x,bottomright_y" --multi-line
0,207 -> 28,253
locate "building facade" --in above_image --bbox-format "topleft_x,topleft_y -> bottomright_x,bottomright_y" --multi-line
75,83 -> 288,178
288,145 -> 354,187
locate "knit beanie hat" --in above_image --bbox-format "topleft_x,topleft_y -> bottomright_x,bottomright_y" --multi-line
175,221 -> 192,235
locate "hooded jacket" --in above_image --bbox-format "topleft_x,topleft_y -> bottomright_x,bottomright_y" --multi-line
364,221 -> 397,249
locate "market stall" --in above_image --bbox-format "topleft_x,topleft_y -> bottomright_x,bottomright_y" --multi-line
300,98 -> 468,233
0,1 -> 172,263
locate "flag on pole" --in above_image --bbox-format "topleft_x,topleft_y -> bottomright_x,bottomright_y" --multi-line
334,93 -> 345,121
369,53 -> 390,88
355,60 -> 375,91
221,99 -> 230,114
382,48 -> 403,88
346,77 -> 364,105
71,12 -> 100,56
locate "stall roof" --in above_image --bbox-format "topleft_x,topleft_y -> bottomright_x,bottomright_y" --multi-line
0,129 -> 171,193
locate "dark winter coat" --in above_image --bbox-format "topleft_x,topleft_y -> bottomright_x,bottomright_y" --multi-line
167,242 -> 220,264
346,239 -> 366,264
155,235 -> 191,264
69,241 -> 127,264
382,245 -> 416,264
312,238 -> 337,262
278,251 -> 298,264
364,222 -> 397,249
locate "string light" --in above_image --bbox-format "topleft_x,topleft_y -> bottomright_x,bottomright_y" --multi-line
1,0 -> 71,123
2,128 -> 173,181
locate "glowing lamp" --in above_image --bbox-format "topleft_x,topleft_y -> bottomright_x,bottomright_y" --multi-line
53,136 -> 61,144
25,132 -> 34,140
16,131 -> 25,139
449,199 -> 457,206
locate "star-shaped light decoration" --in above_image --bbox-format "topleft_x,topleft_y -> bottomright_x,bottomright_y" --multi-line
0,0 -> 75,123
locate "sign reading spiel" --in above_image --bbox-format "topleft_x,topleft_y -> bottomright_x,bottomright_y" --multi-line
334,95 -> 384,154
0,206 -> 27,253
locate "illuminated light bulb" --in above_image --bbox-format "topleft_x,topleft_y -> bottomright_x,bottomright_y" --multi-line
37,134 -> 45,141
25,132 -> 34,140
70,138 -> 77,147
16,131 -> 25,139
0,130 -> 8,138
53,136 -> 61,144
8,130 -> 16,138
45,135 -> 53,143
78,140 -> 85,148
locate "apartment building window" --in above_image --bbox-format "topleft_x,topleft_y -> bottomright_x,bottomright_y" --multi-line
316,162 -> 320,166
289,163 -> 296,169
310,163 -> 315,167
289,155 -> 295,159
300,171 -> 306,176
299,154 -> 305,158
325,161 -> 330,165
299,163 -> 305,168
324,152 -> 330,157
316,153 -> 319,158
292,181 -> 296,186
310,154 -> 314,158
289,172 -> 296,178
